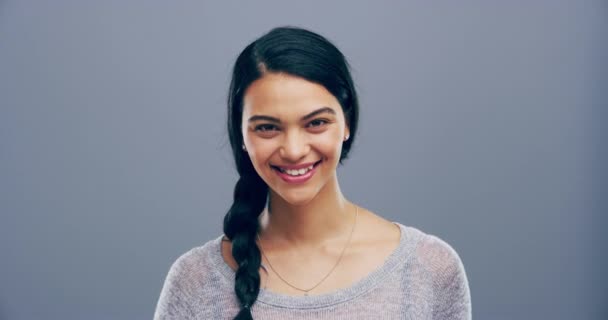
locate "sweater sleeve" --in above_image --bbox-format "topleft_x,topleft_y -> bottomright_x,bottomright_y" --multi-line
418,234 -> 472,320
154,250 -> 199,320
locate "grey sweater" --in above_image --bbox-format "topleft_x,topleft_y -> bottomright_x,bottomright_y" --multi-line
154,223 -> 471,319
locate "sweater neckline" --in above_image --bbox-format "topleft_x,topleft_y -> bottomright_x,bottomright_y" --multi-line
212,222 -> 411,309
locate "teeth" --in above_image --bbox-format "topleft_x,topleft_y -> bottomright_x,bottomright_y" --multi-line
281,164 -> 315,176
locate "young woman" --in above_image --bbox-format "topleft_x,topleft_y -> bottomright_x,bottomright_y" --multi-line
154,26 -> 471,320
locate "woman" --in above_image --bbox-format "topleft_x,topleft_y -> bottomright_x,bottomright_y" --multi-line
154,26 -> 471,320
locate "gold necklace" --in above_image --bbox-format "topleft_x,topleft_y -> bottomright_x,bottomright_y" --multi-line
256,205 -> 359,296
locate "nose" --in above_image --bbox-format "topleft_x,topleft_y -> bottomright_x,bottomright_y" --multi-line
279,129 -> 310,162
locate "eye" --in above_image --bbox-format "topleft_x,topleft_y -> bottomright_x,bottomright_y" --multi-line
307,119 -> 329,128
253,123 -> 280,138
254,124 -> 279,132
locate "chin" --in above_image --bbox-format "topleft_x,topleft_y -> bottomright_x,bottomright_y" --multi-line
274,189 -> 318,207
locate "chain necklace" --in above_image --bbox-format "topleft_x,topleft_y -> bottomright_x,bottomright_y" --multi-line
256,205 -> 359,296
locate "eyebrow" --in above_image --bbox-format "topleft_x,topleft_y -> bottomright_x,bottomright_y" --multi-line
248,107 -> 336,123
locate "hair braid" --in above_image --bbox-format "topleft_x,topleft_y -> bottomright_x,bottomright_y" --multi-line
223,171 -> 267,319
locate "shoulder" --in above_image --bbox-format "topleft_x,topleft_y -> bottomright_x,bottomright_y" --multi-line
154,236 -> 227,319
402,226 -> 471,319
394,224 -> 465,277
165,237 -> 222,280
416,232 -> 465,277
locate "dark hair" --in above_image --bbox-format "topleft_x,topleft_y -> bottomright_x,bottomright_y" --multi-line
223,26 -> 359,319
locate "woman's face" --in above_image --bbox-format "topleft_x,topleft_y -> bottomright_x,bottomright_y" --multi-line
242,73 -> 349,206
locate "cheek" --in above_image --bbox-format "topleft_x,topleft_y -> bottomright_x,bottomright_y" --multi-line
314,133 -> 344,160
246,138 -> 277,166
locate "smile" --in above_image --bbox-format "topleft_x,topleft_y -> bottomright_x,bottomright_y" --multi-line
279,164 -> 314,176
270,160 -> 322,183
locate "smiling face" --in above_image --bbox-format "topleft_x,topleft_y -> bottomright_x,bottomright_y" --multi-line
242,72 -> 350,206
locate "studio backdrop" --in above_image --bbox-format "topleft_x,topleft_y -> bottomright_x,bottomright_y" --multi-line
0,1 -> 606,319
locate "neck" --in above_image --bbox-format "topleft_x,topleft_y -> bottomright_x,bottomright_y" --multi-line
260,176 -> 354,247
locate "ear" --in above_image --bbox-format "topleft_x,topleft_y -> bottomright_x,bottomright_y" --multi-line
344,125 -> 350,142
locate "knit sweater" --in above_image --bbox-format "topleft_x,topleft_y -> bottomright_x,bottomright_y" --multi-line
154,223 -> 471,319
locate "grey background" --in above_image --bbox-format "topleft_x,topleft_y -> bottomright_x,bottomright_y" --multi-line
1,1 -> 606,319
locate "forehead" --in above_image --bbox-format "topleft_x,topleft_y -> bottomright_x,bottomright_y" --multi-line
242,73 -> 341,118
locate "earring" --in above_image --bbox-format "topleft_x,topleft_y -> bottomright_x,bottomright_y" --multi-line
344,134 -> 350,142
242,144 -> 247,152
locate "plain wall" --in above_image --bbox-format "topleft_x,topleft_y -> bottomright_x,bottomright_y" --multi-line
1,1 -> 606,319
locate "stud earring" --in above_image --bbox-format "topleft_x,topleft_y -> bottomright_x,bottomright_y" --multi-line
344,134 -> 350,142
242,144 -> 247,152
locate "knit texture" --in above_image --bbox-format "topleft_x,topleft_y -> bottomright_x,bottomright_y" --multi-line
154,223 -> 471,319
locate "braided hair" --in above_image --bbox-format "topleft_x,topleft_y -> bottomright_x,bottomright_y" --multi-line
223,26 -> 359,319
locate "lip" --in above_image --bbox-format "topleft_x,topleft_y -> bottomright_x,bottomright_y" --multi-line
271,160 -> 322,184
